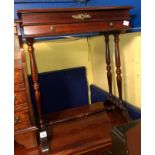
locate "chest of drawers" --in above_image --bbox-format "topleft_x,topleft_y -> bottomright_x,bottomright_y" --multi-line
14,22 -> 36,135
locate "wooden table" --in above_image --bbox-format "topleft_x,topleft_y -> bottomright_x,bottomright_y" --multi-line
17,6 -> 133,128
16,6 -> 133,154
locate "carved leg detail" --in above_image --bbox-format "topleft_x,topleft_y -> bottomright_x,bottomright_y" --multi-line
26,38 -> 43,128
114,34 -> 122,104
114,34 -> 132,121
104,34 -> 115,111
104,34 -> 112,99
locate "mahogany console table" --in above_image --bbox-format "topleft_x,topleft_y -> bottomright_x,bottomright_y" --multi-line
16,6 -> 133,154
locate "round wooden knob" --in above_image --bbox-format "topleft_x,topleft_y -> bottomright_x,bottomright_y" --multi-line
50,26 -> 55,32
109,22 -> 114,26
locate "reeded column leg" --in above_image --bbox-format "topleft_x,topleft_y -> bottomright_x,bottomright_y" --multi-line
114,34 -> 132,121
26,38 -> 44,128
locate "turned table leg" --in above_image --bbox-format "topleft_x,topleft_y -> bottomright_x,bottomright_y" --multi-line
26,38 -> 44,128
113,34 -> 132,121
114,34 -> 122,105
104,34 -> 115,111
104,34 -> 113,100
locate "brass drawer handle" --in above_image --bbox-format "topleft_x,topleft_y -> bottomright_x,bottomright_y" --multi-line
72,13 -> 91,20
14,116 -> 20,125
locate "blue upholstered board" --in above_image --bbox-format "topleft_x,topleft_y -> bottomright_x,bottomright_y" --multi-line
28,67 -> 89,114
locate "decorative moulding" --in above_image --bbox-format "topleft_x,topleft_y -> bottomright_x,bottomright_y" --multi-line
14,0 -> 88,3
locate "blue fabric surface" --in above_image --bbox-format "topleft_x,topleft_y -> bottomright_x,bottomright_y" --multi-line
28,67 -> 89,114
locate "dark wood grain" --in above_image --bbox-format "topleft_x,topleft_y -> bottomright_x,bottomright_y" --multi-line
18,6 -> 132,127
44,102 -> 105,126
114,34 -> 122,103
126,122 -> 141,155
17,6 -> 133,153
26,38 -> 43,128
14,20 -> 23,49
23,21 -> 130,38
114,34 -> 132,121
104,34 -> 113,100
48,111 -> 124,155
20,9 -> 131,26
14,22 -> 36,135
17,6 -> 133,13
15,103 -> 126,155
18,6 -> 132,37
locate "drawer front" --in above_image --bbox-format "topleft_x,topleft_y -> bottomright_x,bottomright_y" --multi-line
14,69 -> 24,84
14,110 -> 31,126
14,122 -> 31,131
24,20 -> 130,37
14,83 -> 25,91
14,90 -> 28,105
22,10 -> 130,25
15,103 -> 29,112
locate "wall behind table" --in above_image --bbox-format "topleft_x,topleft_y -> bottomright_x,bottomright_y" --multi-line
24,38 -> 93,84
24,33 -> 141,108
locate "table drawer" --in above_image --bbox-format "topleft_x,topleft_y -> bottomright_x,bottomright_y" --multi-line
22,9 -> 130,26
14,110 -> 31,126
24,20 -> 130,37
14,90 -> 27,105
14,69 -> 24,84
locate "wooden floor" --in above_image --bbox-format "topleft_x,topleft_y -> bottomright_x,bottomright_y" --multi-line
15,102 -> 126,155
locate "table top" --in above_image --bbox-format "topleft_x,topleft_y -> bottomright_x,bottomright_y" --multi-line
17,6 -> 133,13
18,6 -> 132,38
